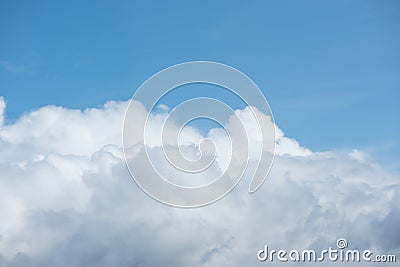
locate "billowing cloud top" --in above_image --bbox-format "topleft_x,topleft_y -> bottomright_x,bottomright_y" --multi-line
0,97 -> 398,267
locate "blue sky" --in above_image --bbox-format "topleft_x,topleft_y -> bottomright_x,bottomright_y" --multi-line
1,0 -> 399,169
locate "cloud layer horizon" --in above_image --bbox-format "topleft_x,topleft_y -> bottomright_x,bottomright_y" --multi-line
0,96 -> 398,267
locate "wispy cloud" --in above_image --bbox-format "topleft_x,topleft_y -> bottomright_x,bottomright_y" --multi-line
0,60 -> 36,75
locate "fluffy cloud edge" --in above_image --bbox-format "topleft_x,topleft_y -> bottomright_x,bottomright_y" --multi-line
0,97 -> 399,267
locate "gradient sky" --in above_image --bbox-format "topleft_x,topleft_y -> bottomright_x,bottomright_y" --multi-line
1,0 -> 399,169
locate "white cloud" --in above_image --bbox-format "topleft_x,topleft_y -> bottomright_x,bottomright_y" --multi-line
0,96 -> 5,126
0,97 -> 399,267
0,100 -> 127,162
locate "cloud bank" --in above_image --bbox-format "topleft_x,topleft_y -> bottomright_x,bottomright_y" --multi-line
0,96 -> 399,267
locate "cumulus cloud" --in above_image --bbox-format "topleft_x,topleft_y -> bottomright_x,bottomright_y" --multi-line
0,97 -> 399,267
